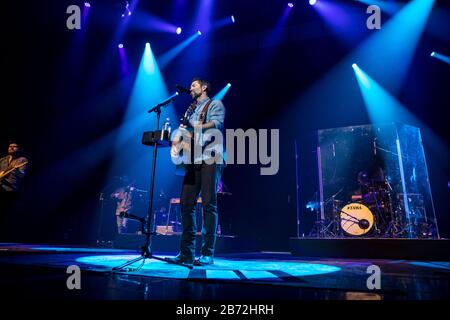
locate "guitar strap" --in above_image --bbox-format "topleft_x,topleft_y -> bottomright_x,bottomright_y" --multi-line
199,99 -> 213,124
176,99 -> 214,174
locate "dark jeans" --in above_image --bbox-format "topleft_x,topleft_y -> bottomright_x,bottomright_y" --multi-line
180,163 -> 224,258
0,192 -> 18,241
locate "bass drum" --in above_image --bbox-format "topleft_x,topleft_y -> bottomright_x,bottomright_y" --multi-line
340,202 -> 374,236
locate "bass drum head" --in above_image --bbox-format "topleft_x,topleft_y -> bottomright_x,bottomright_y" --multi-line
340,202 -> 374,236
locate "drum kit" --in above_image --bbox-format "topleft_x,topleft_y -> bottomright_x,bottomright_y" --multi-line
323,174 -> 418,238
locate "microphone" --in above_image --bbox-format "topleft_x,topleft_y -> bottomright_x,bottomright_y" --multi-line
119,211 -> 145,223
176,84 -> 191,95
119,211 -> 129,218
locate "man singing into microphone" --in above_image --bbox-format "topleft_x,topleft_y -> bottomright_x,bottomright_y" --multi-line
168,77 -> 226,266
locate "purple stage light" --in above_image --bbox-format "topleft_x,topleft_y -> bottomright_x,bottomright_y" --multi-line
84,2 -> 91,7
431,51 -> 436,57
176,27 -> 182,35
309,0 -> 317,5
121,1 -> 131,18
118,43 -> 124,49
197,30 -> 202,35
231,15 -> 235,23
288,3 -> 294,8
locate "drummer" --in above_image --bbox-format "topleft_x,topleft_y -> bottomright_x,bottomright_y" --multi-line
352,171 -> 370,201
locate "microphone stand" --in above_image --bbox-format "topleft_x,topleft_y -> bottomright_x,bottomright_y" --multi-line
113,92 -> 192,271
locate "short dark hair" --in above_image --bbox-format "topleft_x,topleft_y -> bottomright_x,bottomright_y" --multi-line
192,77 -> 211,93
7,140 -> 22,155
8,140 -> 20,148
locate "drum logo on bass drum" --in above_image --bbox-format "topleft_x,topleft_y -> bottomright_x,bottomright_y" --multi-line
348,205 -> 362,210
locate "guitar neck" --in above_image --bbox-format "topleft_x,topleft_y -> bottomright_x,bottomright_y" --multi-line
0,161 -> 28,179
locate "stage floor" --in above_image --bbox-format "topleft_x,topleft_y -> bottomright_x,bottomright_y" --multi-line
0,243 -> 449,300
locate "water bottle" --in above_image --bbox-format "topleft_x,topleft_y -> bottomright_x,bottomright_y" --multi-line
161,118 -> 171,141
165,118 -> 171,136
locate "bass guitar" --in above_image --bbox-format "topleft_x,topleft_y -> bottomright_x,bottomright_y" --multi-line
0,161 -> 28,181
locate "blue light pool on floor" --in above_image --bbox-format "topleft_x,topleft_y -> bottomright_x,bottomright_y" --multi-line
76,255 -> 341,280
34,247 -> 124,253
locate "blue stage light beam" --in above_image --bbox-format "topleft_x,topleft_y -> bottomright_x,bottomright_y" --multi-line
82,2 -> 91,27
62,1 -> 92,86
263,3 -> 293,47
27,72 -> 136,215
286,0 -> 437,122
158,31 -> 202,69
128,11 -> 178,34
109,43 -> 178,196
180,0 -> 214,77
356,0 -> 405,15
356,0 -> 435,94
116,43 -> 172,145
213,83 -> 232,101
275,1 -> 446,205
350,63 -> 449,184
351,63 -> 448,236
118,44 -> 129,76
312,0 -> 372,45
88,0 -> 140,88
194,0 -> 214,34
430,51 -> 450,65
352,63 -> 415,124
210,15 -> 236,31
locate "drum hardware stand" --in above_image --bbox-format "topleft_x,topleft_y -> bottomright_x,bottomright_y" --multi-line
112,93 -> 192,272
96,192 -> 105,245
309,219 -> 337,238
309,191 -> 344,238
308,191 -> 337,238
382,181 -> 401,237
372,197 -> 382,236
326,189 -> 344,237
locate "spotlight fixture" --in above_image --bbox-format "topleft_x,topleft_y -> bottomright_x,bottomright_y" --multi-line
84,2 -> 91,7
227,83 -> 231,87
352,63 -> 357,68
121,1 -> 131,18
231,15 -> 235,23
309,0 -> 317,5
430,51 -> 436,57
118,43 -> 124,49
197,30 -> 202,35
288,3 -> 294,8
176,27 -> 182,35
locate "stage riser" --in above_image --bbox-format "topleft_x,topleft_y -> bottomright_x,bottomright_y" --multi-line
113,234 -> 249,254
290,238 -> 450,261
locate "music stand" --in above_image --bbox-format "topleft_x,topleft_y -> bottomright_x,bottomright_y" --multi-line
112,93 -> 192,271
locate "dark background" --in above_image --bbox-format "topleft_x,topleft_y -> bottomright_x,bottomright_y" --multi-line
1,0 -> 449,250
